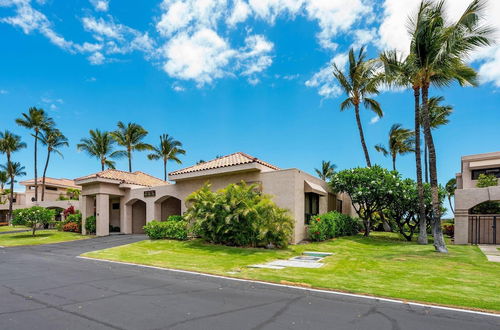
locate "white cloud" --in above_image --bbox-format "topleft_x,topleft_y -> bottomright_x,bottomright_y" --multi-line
370,116 -> 380,124
90,0 -> 109,12
227,0 -> 251,26
88,51 -> 105,65
238,34 -> 274,76
82,17 -> 122,39
248,0 -> 303,23
305,52 -> 348,99
172,84 -> 185,92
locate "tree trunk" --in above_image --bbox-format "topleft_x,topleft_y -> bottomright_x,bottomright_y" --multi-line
448,196 -> 455,215
41,149 -> 51,202
421,84 -> 447,253
163,159 -> 167,181
32,226 -> 36,237
414,87 -> 428,245
424,142 -> 429,183
34,130 -> 38,202
7,153 -> 13,224
128,149 -> 132,172
354,103 -> 371,167
392,155 -> 396,171
101,159 -> 105,171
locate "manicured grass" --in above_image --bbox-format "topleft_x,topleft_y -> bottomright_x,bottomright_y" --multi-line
0,225 -> 31,232
82,232 -> 500,312
0,230 -> 89,246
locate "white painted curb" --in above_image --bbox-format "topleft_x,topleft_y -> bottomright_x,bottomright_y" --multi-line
76,256 -> 500,318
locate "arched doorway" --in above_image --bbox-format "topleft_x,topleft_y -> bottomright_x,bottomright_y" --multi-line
468,201 -> 500,244
131,200 -> 146,234
155,196 -> 182,221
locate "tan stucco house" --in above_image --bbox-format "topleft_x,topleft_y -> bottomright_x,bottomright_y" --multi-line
75,152 -> 353,243
0,177 -> 80,221
454,151 -> 500,244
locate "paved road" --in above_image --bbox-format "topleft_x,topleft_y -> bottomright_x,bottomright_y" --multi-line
0,236 -> 498,330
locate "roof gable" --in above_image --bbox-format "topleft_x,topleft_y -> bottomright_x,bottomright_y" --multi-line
75,169 -> 167,187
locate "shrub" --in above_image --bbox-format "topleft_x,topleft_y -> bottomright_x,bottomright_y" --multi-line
13,206 -> 55,236
442,223 -> 454,237
307,211 -> 359,241
167,215 -> 183,222
63,205 -> 76,217
63,222 -> 79,232
477,174 -> 498,188
184,182 -> 294,248
143,220 -> 188,240
85,216 -> 96,234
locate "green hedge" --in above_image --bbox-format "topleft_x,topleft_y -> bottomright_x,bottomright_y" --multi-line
308,211 -> 359,241
85,216 -> 96,234
143,220 -> 188,240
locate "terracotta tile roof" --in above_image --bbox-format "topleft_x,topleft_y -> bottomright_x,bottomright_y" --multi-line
169,152 -> 279,176
20,177 -> 80,189
75,169 -> 167,187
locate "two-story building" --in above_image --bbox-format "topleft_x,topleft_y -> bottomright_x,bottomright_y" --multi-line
455,151 -> 500,244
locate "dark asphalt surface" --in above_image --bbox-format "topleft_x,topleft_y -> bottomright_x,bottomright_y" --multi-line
0,235 -> 498,330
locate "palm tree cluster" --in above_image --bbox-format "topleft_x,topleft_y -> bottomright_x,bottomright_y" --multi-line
332,0 -> 493,253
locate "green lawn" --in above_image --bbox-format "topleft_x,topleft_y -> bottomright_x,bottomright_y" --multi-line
0,230 -> 89,246
82,232 -> 500,312
0,225 -> 31,233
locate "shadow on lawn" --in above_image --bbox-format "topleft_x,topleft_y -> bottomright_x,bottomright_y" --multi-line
171,239 -> 292,257
8,233 -> 54,239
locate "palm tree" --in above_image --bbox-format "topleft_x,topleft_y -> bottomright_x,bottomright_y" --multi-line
445,178 -> 456,215
39,128 -> 69,201
0,170 -> 7,205
15,107 -> 54,202
412,0 -> 493,252
0,162 -> 26,223
422,96 -> 452,182
147,134 -> 186,181
110,122 -> 153,172
0,131 -> 26,221
314,161 -> 337,181
333,47 -> 383,167
77,129 -> 124,171
375,124 -> 415,171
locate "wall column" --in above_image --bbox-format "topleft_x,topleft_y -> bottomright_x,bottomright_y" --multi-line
146,200 -> 155,224
81,195 -> 94,235
454,209 -> 469,245
121,198 -> 132,234
96,193 -> 110,236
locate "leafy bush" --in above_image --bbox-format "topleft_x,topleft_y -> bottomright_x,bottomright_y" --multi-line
12,206 -> 55,236
307,211 -> 359,241
143,220 -> 188,240
63,222 -> 79,232
184,182 -> 294,248
85,216 -> 96,234
476,174 -> 498,188
442,223 -> 454,237
63,205 -> 76,217
167,215 -> 184,222
470,201 -> 500,214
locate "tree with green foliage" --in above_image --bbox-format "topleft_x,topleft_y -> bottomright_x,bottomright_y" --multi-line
12,206 -> 55,236
375,124 -> 415,171
147,134 -> 185,181
0,170 -> 8,205
476,174 -> 498,188
314,160 -> 337,181
16,107 -> 54,202
39,128 -> 69,201
445,178 -> 457,215
110,122 -> 153,172
332,47 -> 383,167
77,129 -> 123,171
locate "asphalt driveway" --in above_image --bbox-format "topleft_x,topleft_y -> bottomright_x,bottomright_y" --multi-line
0,235 -> 498,330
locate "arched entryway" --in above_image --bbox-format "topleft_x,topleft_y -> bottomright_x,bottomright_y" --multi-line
468,201 -> 500,244
154,196 -> 182,221
131,200 -> 146,234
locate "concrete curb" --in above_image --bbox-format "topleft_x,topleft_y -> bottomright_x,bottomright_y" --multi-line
77,255 -> 500,318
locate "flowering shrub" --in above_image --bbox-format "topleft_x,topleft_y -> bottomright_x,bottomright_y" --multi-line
62,222 -> 79,232
12,206 -> 55,236
308,212 -> 359,241
143,220 -> 188,240
442,223 -> 454,237
63,205 -> 76,217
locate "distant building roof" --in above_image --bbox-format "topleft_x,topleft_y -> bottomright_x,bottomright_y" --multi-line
75,169 -> 167,187
20,177 -> 80,189
169,152 -> 280,176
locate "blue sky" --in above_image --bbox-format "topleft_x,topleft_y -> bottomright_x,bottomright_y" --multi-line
0,0 -> 499,198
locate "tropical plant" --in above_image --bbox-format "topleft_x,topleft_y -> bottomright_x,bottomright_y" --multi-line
66,188 -> 81,200
374,124 -> 415,171
110,121 -> 153,172
314,160 -> 337,181
147,134 -> 186,181
15,107 -> 54,202
77,129 -> 123,171
12,206 -> 54,236
422,96 -> 453,182
332,47 -> 383,167
476,174 -> 498,188
411,0 -> 493,253
307,211 -> 359,241
39,128 -> 69,201
184,182 -> 294,248
0,131 -> 27,222
445,178 -> 457,215
0,170 -> 7,205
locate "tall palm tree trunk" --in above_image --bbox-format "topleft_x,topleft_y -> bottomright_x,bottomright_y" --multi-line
448,196 -> 454,215
392,155 -> 396,171
7,153 -> 13,224
34,130 -> 38,202
414,87 -> 428,245
101,159 -> 105,171
41,150 -> 51,201
354,104 -> 372,167
163,159 -> 167,181
421,85 -> 447,253
128,149 -> 132,172
424,142 -> 429,183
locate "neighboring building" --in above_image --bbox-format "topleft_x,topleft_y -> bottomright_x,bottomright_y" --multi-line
0,178 -> 81,221
75,152 -> 354,243
455,151 -> 500,244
